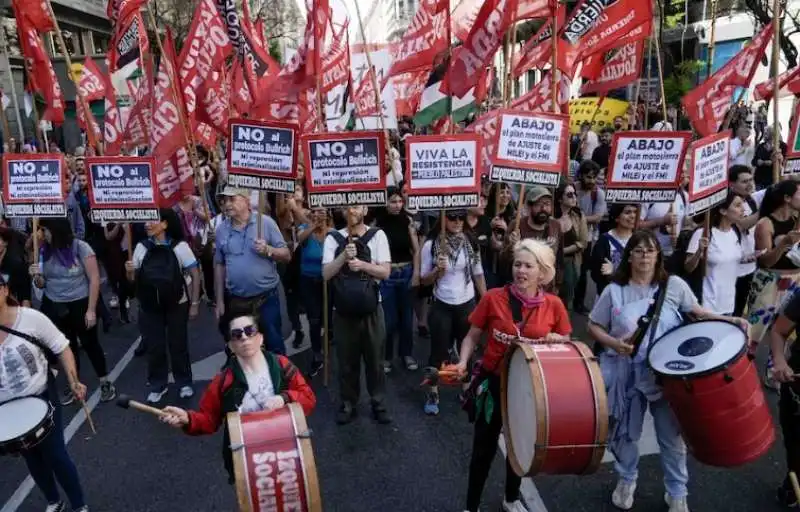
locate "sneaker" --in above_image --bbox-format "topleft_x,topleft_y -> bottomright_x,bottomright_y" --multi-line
382,361 -> 392,374
73,507 -> 89,512
502,499 -> 528,512
403,356 -> 419,371
765,368 -> 781,391
146,386 -> 169,405
611,480 -> 636,510
664,493 -> 689,512
292,330 -> 305,349
310,357 -> 324,377
777,482 -> 799,507
60,389 -> 75,406
179,385 -> 194,399
336,403 -> 357,425
100,381 -> 117,402
424,391 -> 440,416
109,295 -> 119,308
371,406 -> 392,424
45,501 -> 66,512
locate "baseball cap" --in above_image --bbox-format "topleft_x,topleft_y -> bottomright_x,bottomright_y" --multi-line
217,186 -> 250,199
525,186 -> 552,204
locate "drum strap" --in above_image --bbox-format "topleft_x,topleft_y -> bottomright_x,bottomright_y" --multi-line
507,289 -> 536,332
631,281 -> 668,355
0,324 -> 58,367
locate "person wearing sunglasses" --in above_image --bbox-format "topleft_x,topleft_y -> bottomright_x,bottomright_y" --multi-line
160,311 -> 315,485
420,210 -> 486,415
554,182 -> 588,311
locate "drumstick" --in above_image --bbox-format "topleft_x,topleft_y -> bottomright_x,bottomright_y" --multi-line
789,472 -> 800,504
116,394 -> 165,417
79,398 -> 97,434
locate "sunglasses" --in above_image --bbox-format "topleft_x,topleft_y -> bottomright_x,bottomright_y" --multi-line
230,324 -> 258,341
446,214 -> 466,221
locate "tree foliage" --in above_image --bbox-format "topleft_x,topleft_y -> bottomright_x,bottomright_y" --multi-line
663,59 -> 704,105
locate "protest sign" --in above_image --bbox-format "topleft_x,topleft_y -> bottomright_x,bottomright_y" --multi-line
303,131 -> 387,208
2,154 -> 65,218
605,131 -> 692,203
490,109 -> 568,187
687,133 -> 730,216
227,119 -> 299,193
404,134 -> 481,211
86,156 -> 159,222
784,157 -> 800,177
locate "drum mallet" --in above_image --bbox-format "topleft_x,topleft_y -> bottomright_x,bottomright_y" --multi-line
78,399 -> 96,434
789,472 -> 800,504
116,394 -> 165,418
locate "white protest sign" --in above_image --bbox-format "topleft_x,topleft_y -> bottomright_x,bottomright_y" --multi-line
687,133 -> 730,216
350,45 -> 398,130
227,119 -> 299,193
2,154 -> 66,218
405,134 -> 481,210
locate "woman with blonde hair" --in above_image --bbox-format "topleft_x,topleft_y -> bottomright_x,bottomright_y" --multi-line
454,238 -> 571,512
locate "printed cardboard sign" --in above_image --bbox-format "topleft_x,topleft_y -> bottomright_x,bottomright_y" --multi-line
605,131 -> 692,203
86,156 -> 159,222
2,154 -> 65,218
303,131 -> 387,208
490,109 -> 568,187
227,119 -> 299,193
404,134 -> 481,210
687,133 -> 730,216
784,157 -> 800,177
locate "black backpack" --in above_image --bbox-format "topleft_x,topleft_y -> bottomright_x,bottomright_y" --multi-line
136,240 -> 187,312
329,228 -> 380,317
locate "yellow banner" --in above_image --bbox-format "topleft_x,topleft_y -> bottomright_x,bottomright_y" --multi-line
568,97 -> 629,134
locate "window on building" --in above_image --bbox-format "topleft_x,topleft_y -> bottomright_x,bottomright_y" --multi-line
47,26 -> 86,56
91,32 -> 110,54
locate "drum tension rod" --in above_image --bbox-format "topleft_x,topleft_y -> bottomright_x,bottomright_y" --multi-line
229,431 -> 314,452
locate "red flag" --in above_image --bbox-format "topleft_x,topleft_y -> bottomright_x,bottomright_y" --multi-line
511,70 -> 571,112
195,69 -> 229,135
15,11 -> 64,124
474,67 -> 494,104
102,59 -> 124,155
13,0 -> 55,32
453,0 -> 549,41
77,99 -> 102,144
123,56 -> 153,149
580,41 -> 645,96
512,6 -> 565,78
513,0 -> 552,22
158,147 -> 195,206
299,89 -> 320,134
151,30 -> 191,205
754,65 -> 800,102
682,24 -> 772,137
393,71 -> 427,117
432,116 -> 453,134
321,22 -> 350,94
78,57 -> 106,101
177,0 -> 233,130
195,122 -> 217,148
465,110 -> 499,173
442,0 -> 519,98
386,0 -> 448,78
107,0 -> 147,26
354,67 -> 381,118
230,60 -> 251,116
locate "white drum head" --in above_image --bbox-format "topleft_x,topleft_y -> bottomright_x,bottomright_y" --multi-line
507,347 -> 538,474
0,397 -> 49,441
648,320 -> 746,376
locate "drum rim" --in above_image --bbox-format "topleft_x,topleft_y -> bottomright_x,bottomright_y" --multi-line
225,411 -> 251,512
287,402 -> 323,512
646,319 -> 748,378
572,341 -> 609,475
0,396 -> 55,452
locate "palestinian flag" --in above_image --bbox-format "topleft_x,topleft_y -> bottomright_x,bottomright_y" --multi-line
413,59 -> 476,127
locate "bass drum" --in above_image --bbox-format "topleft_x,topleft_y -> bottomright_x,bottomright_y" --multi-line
227,403 -> 322,512
501,341 -> 608,477
648,319 -> 775,467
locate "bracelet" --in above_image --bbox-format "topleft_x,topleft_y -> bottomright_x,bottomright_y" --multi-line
191,301 -> 200,306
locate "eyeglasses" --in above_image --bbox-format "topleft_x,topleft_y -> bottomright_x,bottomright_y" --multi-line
230,324 -> 258,341
446,214 -> 466,221
631,247 -> 658,257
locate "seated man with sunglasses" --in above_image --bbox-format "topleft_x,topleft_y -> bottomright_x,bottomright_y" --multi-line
160,311 -> 315,483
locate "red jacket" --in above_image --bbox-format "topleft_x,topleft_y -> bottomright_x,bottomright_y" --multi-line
185,353 -> 316,436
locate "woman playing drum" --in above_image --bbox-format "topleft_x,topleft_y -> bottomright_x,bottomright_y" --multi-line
0,274 -> 90,512
588,230 -> 749,512
454,239 -> 571,512
160,311 -> 316,483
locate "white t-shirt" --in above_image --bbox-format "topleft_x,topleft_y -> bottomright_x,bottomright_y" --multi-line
729,137 -> 754,167
639,191 -> 688,257
651,121 -> 674,131
132,239 -> 198,304
688,227 -> 743,314
322,227 -> 392,301
240,359 -> 276,413
420,239 -> 484,305
581,131 -> 599,161
738,192 -> 764,277
0,308 -> 70,404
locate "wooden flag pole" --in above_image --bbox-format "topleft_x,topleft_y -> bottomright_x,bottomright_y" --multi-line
0,28 -> 25,141
550,9 -> 559,114
772,0 -> 782,185
644,37 -> 653,129
0,95 -> 11,144
700,0 -> 719,268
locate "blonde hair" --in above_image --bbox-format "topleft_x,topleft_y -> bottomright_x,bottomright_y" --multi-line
513,238 -> 556,286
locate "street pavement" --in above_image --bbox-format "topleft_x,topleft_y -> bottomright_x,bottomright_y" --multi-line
0,296 -> 795,512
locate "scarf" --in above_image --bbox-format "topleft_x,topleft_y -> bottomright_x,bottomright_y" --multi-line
432,232 -> 479,285
509,285 -> 545,309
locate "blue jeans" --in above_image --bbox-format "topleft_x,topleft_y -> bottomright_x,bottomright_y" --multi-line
380,264 -> 414,360
256,287 -> 284,355
23,379 -> 86,509
613,396 -> 689,498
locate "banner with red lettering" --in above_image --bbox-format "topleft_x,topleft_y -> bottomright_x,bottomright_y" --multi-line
12,0 -> 55,33
512,7 -> 565,78
682,24 -> 771,137
102,58 -> 124,156
442,0 -> 518,98
16,18 -> 64,124
386,0 -> 447,78
195,69 -> 229,136
77,57 -> 106,102
754,65 -> 800,102
580,41 -> 644,96
354,67 -> 381,118
453,0 -> 551,41
320,22 -> 350,94
393,71 -> 427,117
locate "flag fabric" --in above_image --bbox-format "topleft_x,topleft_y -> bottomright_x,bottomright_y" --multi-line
393,70 -> 428,117
77,57 -> 106,102
102,58 -> 125,155
109,12 -> 148,74
13,0 -> 55,33
194,68 -> 229,136
754,66 -> 800,102
240,1 -> 280,106
107,0 -> 147,27
580,40 -> 645,96
414,58 -> 478,127
682,24 -> 772,136
321,22 -> 350,94
354,67 -> 381,118
512,7 -> 565,78
453,0 -> 550,42
386,0 -> 448,78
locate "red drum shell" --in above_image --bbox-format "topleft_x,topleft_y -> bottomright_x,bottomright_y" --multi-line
226,403 -> 322,512
501,341 -> 608,477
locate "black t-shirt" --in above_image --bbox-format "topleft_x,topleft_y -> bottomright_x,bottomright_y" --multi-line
781,290 -> 800,369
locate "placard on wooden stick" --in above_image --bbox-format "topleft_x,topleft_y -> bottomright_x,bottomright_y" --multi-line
687,133 -> 730,216
605,130 -> 692,203
404,134 -> 482,210
2,153 -> 66,217
85,156 -> 160,223
227,118 -> 299,193
303,131 -> 387,208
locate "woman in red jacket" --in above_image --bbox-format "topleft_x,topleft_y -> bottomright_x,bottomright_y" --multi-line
160,311 -> 316,482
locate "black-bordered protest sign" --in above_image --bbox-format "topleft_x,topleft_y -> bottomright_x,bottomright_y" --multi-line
302,131 -> 387,208
2,154 -> 65,218
227,118 -> 299,193
687,133 -> 730,216
404,134 -> 481,211
489,109 -> 569,187
605,131 -> 692,203
85,156 -> 159,223
784,158 -> 800,177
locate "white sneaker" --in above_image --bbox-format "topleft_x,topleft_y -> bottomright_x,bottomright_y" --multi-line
146,386 -> 169,404
45,502 -> 65,512
611,480 -> 636,510
179,385 -> 194,399
664,493 -> 689,512
502,499 -> 528,512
